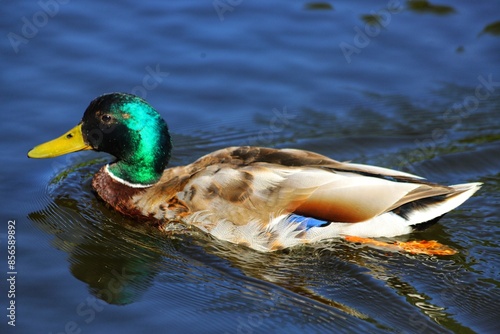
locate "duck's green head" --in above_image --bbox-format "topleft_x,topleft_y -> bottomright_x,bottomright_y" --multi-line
28,93 -> 172,186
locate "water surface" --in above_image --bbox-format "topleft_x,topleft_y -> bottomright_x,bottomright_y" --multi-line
1,1 -> 500,333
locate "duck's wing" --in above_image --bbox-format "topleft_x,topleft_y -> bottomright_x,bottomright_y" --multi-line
177,147 -> 473,223
282,168 -> 429,222
138,146 -> 479,227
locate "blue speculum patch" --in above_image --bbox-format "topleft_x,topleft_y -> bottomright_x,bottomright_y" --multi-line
289,214 -> 330,229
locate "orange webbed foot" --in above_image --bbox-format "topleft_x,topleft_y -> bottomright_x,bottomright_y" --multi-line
344,236 -> 457,256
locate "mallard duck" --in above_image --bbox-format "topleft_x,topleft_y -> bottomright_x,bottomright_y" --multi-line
28,93 -> 481,254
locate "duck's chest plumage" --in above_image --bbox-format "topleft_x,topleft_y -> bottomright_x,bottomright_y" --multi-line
92,165 -> 191,223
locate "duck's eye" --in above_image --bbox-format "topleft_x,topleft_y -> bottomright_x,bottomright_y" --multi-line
101,114 -> 112,123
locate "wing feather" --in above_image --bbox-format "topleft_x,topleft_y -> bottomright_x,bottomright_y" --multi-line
141,147 -> 477,228
282,169 -> 421,222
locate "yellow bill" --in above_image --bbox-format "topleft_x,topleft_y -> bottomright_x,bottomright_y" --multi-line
28,123 -> 92,159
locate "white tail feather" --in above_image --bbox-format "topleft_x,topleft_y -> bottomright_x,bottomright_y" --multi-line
404,182 -> 482,225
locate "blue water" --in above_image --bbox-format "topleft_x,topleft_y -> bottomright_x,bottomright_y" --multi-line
2,1 -> 500,333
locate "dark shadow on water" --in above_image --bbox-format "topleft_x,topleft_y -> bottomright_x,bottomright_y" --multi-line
304,2 -> 334,11
479,21 -> 500,37
406,0 -> 455,15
